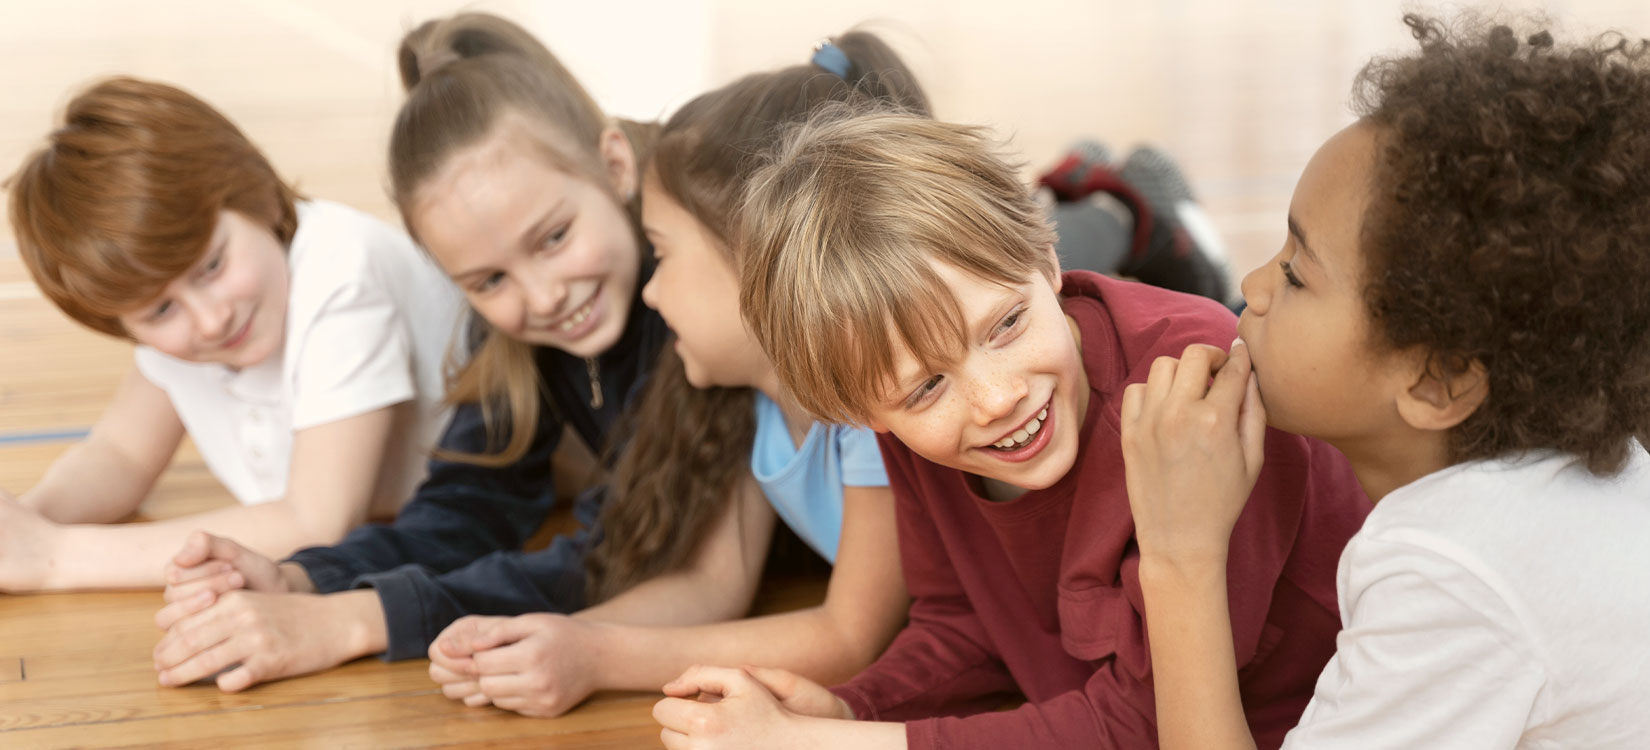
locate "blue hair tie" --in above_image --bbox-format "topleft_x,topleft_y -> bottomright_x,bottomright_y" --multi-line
811,40 -> 851,79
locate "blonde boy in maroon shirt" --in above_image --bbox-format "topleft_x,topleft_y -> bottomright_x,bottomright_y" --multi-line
652,109 -> 1370,750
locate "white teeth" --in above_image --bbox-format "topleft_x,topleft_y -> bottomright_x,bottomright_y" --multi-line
556,299 -> 594,331
992,410 -> 1046,451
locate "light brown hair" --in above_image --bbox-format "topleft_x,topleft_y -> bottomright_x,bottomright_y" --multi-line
739,108 -> 1057,425
9,77 -> 299,338
585,31 -> 930,602
390,12 -> 654,466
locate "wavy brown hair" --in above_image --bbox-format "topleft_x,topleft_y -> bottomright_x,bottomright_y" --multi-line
1354,14 -> 1650,474
584,30 -> 930,602
391,12 -> 654,467
9,77 -> 299,338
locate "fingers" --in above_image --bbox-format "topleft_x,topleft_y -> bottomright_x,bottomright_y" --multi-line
216,662 -> 265,693
434,616 -> 510,660
653,696 -> 714,734
169,530 -> 217,570
164,558 -> 235,590
163,568 -> 246,605
1144,353 -> 1181,406
1239,369 -> 1268,478
662,665 -> 754,702
1204,339 -> 1252,409
439,678 -> 483,702
155,635 -> 244,688
155,589 -> 218,630
469,637 -> 539,676
428,652 -> 476,685
1168,344 -> 1230,402
740,665 -> 803,700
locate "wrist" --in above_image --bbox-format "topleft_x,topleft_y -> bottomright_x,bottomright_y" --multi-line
332,589 -> 388,658
1138,553 -> 1229,595
279,562 -> 316,593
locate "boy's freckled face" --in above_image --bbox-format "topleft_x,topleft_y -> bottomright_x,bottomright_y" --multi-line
118,210 -> 290,370
865,260 -> 1089,493
1237,121 -> 1410,443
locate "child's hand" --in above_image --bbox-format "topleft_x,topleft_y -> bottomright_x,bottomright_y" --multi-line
0,492 -> 61,592
655,665 -> 837,750
160,531 -> 295,608
152,589 -> 375,691
427,613 -> 598,717
1121,340 -> 1267,570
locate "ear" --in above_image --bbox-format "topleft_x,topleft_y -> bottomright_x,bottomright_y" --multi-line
598,125 -> 638,201
1395,356 -> 1488,432
1043,243 -> 1064,294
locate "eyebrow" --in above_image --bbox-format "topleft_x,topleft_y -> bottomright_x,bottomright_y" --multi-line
1286,214 -> 1321,267
447,201 -> 568,282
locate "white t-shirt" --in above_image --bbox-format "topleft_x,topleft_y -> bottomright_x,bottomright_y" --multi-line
1284,443 -> 1650,749
135,199 -> 466,506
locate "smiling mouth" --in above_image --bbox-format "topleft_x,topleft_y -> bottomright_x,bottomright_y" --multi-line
987,398 -> 1052,451
550,287 -> 601,333
220,317 -> 253,350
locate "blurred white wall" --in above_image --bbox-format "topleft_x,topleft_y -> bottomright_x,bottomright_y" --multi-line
3,0 -> 1648,273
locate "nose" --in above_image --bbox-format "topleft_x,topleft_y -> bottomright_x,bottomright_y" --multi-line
640,271 -> 660,311
522,263 -> 569,320
966,359 -> 1028,428
1239,259 -> 1271,316
188,291 -> 234,342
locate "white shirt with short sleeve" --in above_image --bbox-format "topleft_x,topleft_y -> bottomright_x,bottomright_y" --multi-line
1283,442 -> 1650,750
134,199 -> 465,505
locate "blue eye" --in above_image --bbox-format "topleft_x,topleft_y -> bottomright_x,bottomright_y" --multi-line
997,310 -> 1024,334
475,272 -> 507,293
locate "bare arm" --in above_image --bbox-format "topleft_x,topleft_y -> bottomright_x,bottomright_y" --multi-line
583,485 -> 907,689
574,472 -> 777,627
20,365 -> 185,523
13,401 -> 406,592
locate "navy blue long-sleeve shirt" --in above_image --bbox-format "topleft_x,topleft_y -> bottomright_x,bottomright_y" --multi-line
286,267 -> 668,659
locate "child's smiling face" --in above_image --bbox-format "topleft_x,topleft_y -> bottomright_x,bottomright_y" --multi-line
864,259 -> 1090,494
118,210 -> 290,370
1237,121 -> 1418,448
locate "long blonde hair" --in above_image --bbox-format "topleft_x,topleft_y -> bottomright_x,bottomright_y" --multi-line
390,12 -> 654,466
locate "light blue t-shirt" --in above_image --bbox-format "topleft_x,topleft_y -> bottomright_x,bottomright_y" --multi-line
750,391 -> 889,563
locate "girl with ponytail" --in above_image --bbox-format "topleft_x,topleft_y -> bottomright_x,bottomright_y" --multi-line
419,30 -> 928,718
149,11 -> 690,692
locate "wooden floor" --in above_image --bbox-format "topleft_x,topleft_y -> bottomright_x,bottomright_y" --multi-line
7,2 -> 1650,748
0,251 -> 827,747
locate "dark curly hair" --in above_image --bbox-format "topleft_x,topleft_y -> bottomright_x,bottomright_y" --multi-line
1352,14 -> 1650,475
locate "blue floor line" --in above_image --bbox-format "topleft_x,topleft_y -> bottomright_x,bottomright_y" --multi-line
0,427 -> 91,445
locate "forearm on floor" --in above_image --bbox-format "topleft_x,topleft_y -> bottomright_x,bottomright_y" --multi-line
45,501 -> 346,590
583,607 -> 880,692
22,440 -> 157,524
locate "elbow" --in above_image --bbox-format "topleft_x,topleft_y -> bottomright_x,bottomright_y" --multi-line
288,507 -> 361,551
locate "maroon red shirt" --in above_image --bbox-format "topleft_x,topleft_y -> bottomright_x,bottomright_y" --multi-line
831,271 -> 1370,749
